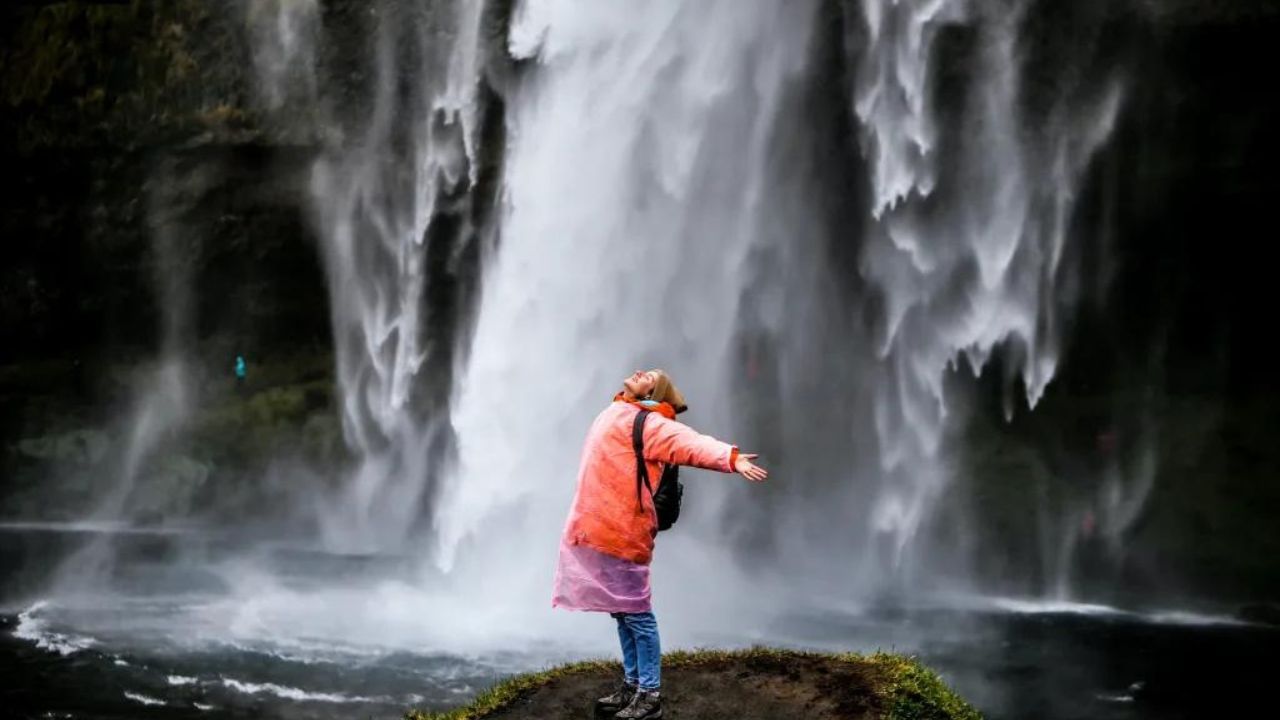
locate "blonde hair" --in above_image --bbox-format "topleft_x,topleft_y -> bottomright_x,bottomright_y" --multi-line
648,368 -> 688,414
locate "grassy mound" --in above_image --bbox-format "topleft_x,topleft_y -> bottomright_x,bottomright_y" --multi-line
406,648 -> 980,720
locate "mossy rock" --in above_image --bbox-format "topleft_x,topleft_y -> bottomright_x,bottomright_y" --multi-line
406,648 -> 980,720
14,428 -> 109,465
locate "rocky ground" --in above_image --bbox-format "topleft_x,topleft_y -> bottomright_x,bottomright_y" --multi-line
406,648 -> 980,720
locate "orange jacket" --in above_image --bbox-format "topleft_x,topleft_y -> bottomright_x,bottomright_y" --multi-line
561,397 -> 739,565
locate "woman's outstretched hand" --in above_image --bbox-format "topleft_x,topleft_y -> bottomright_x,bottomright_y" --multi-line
734,453 -> 768,482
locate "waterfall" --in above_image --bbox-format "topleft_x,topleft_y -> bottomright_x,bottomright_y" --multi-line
307,0 -> 486,552
437,0 -> 1123,605
437,0 -> 819,580
247,0 -> 320,113
244,0 -> 1126,615
851,0 -> 1123,587
53,158 -> 203,592
249,0 -> 492,552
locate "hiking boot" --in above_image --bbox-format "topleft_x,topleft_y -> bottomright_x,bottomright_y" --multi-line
615,689 -> 662,719
595,680 -> 637,714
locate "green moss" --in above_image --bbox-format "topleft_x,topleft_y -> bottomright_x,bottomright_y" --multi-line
865,652 -> 982,720
404,648 -> 980,720
188,377 -> 337,467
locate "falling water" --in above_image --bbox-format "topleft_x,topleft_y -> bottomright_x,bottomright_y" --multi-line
851,0 -> 1124,586
246,0 -> 319,113
312,0 -> 489,553
243,0 -> 1127,614
437,0 -> 1125,610
438,0 -> 819,583
53,158 -> 202,591
248,0 -> 492,552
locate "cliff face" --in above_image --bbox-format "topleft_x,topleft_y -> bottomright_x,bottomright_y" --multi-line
0,1 -> 338,526
1,1 -> 330,365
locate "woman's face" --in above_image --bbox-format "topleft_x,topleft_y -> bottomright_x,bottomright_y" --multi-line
623,369 -> 658,399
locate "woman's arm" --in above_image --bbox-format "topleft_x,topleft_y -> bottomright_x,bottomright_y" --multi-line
642,414 -> 768,481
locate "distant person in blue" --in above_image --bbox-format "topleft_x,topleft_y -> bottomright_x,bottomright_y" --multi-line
235,355 -> 247,394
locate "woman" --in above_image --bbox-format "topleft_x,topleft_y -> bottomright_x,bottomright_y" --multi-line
553,369 -> 768,719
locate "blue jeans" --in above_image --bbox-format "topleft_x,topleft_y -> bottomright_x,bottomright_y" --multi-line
611,611 -> 660,690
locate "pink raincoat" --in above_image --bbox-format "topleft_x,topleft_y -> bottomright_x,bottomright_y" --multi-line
552,397 -> 738,613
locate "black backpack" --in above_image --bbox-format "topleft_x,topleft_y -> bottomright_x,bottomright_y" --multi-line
631,408 -> 684,531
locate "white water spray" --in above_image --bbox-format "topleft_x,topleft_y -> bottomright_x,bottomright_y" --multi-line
248,0 -> 491,551
438,0 -> 818,598
434,0 -> 1124,609
243,0 -> 1126,621
51,158 -> 208,593
247,0 -> 320,113
854,0 -> 1123,581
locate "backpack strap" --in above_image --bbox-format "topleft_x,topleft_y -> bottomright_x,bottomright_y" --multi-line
631,408 -> 654,508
